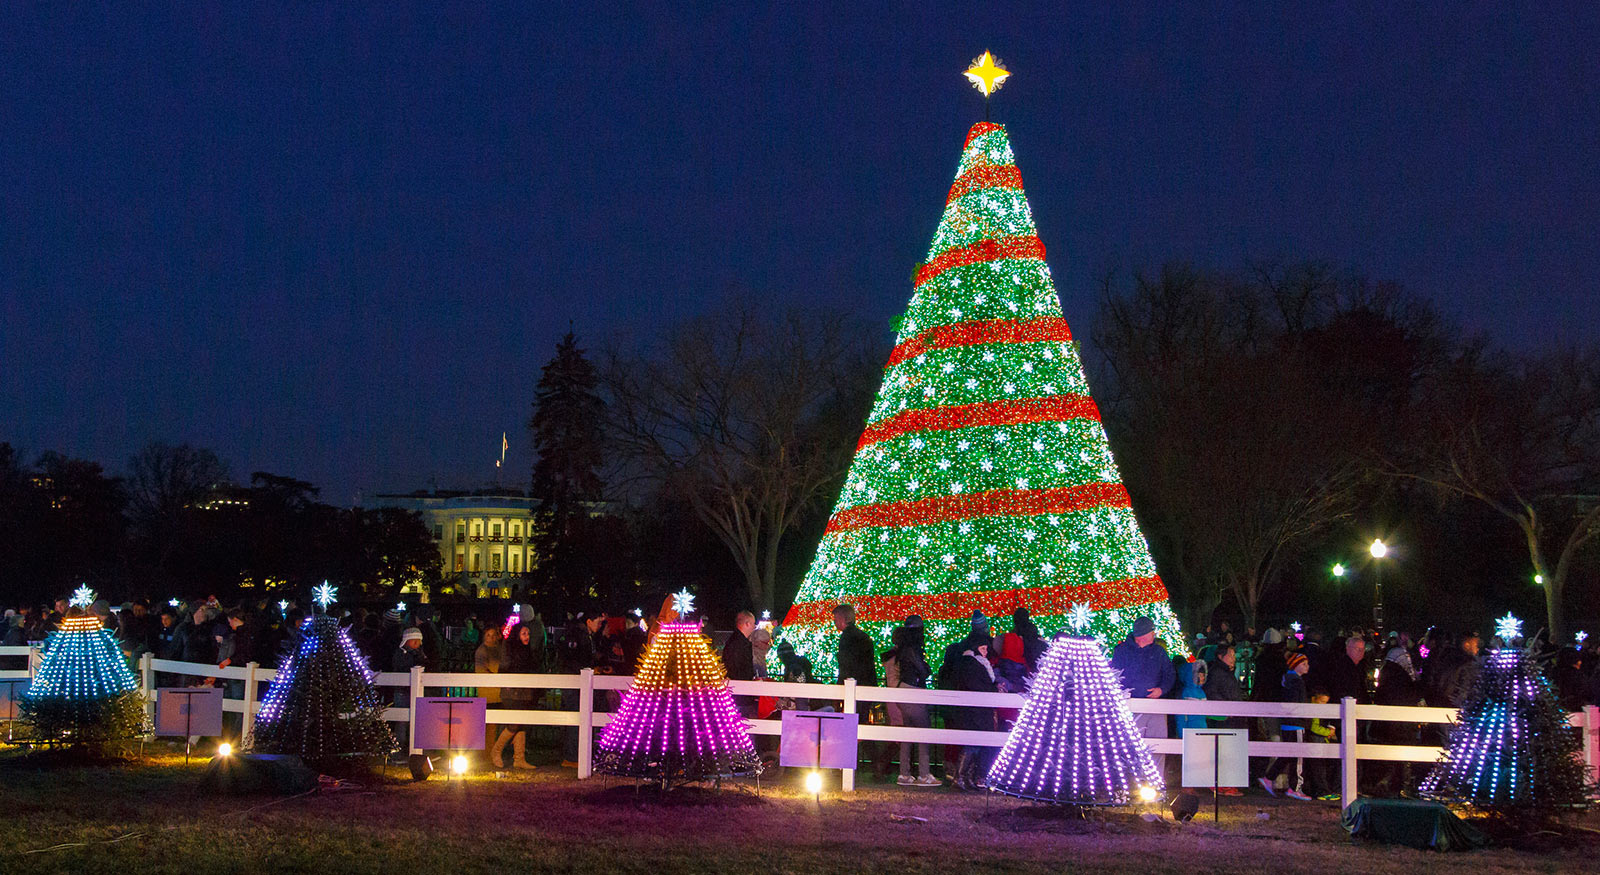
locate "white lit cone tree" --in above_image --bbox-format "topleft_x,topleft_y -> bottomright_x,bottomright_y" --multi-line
985,603 -> 1163,805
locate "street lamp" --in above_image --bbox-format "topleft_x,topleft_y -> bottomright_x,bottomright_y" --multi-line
1533,573 -> 1544,585
1331,563 -> 1347,578
1369,539 -> 1389,639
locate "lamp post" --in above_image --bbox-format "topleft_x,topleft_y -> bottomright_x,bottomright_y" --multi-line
1369,538 -> 1388,640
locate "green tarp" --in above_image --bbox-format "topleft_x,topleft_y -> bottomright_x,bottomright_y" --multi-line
1341,797 -> 1488,852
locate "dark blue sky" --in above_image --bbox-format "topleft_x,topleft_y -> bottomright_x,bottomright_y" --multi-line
4,4 -> 1597,503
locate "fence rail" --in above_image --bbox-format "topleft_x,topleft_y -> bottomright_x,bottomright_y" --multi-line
3,644 -> 1597,808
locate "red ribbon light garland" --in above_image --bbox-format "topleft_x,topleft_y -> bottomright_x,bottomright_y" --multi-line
781,576 -> 1168,626
886,317 -> 1074,368
825,481 -> 1130,533
857,394 -> 1101,450
963,121 -> 1003,148
946,163 -> 1025,204
913,235 -> 1047,288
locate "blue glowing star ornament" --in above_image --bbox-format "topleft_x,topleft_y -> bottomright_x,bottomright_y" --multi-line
671,588 -> 696,616
1577,631 -> 1589,645
278,600 -> 289,613
1290,621 -> 1302,633
1494,612 -> 1522,641
69,585 -> 96,608
168,598 -> 180,607
395,601 -> 406,612
313,582 -> 337,611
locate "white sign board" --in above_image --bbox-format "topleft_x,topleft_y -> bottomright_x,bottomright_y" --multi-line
155,687 -> 225,738
413,696 -> 487,750
0,679 -> 29,721
779,710 -> 858,769
1181,727 -> 1250,788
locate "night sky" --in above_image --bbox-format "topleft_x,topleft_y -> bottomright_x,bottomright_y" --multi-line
4,5 -> 1597,504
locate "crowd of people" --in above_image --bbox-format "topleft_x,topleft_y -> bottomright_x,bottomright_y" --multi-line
7,592 -> 1600,798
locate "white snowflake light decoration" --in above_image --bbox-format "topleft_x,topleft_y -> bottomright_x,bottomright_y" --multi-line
672,588 -> 696,616
1576,630 -> 1589,644
1068,602 -> 1093,632
277,600 -> 289,612
1290,621 -> 1302,633
312,582 -> 338,610
69,584 -> 96,608
1494,612 -> 1522,641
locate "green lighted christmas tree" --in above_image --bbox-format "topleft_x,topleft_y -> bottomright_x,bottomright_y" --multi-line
779,64 -> 1182,678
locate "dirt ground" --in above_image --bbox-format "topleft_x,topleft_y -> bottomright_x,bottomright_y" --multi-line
2,750 -> 1597,874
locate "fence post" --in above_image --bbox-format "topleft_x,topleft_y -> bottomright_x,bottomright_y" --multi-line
1339,697 -> 1358,808
842,678 -> 857,793
578,668 -> 595,779
1584,705 -> 1600,796
139,651 -> 155,739
242,661 -> 260,746
408,666 -> 424,755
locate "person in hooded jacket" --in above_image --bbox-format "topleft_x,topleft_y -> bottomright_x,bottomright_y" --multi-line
1010,607 -> 1048,673
1374,645 -> 1424,794
881,616 -> 938,786
944,633 -> 999,790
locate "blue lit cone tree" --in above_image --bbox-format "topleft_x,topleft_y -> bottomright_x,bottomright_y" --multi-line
985,605 -> 1163,804
1420,614 -> 1592,820
20,605 -> 148,753
251,586 -> 395,770
779,119 -> 1182,678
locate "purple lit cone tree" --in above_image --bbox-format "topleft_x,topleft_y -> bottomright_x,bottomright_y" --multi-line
986,608 -> 1162,805
595,597 -> 762,784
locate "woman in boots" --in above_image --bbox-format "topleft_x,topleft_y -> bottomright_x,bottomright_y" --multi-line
475,626 -> 504,760
490,622 -> 538,770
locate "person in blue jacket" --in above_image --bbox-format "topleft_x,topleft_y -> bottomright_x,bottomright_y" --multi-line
1110,616 -> 1176,775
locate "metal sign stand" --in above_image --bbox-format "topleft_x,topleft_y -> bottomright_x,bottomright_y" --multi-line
165,688 -> 206,763
1194,730 -> 1230,821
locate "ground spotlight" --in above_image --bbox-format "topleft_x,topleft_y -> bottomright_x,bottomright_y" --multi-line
217,742 -> 233,757
1138,784 -> 1158,803
805,770 -> 823,795
451,754 -> 468,776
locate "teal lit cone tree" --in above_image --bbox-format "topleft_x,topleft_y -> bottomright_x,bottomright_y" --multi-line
779,63 -> 1181,677
1420,613 -> 1593,821
20,587 -> 148,753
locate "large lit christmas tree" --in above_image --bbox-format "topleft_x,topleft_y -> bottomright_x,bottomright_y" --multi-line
986,603 -> 1163,804
251,584 -> 395,769
780,56 -> 1181,677
595,590 -> 762,784
1419,613 -> 1592,817
20,588 -> 147,750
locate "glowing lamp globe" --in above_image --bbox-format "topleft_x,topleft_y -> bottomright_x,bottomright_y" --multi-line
1369,539 -> 1388,559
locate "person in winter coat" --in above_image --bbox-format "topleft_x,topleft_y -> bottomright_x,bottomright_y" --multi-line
559,611 -> 603,767
774,640 -> 815,713
1173,659 -> 1209,735
475,626 -> 505,754
490,623 -> 538,770
1374,645 -> 1424,794
1010,607 -> 1048,673
881,616 -> 937,786
723,610 -> 757,717
1203,643 -> 1248,728
1320,636 -> 1372,705
944,634 -> 999,790
1109,616 -> 1176,775
833,605 -> 877,686
1258,652 -> 1313,800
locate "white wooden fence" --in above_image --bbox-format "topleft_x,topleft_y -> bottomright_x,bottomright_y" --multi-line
3,644 -> 1597,809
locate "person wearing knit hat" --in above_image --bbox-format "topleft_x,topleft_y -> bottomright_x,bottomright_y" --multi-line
384,607 -> 405,625
1260,651 -> 1313,800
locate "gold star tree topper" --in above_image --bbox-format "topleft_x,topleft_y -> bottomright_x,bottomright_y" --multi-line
964,50 -> 1011,98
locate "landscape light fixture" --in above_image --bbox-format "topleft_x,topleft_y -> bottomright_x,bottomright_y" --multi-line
451,754 -> 468,776
805,770 -> 823,795
217,742 -> 233,757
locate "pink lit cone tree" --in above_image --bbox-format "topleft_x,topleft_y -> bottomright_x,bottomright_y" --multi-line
595,594 -> 762,784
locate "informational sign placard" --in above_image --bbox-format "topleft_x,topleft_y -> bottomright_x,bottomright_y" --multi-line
1181,727 -> 1250,788
155,687 -> 225,738
413,696 -> 487,750
779,710 -> 859,769
0,679 -> 29,721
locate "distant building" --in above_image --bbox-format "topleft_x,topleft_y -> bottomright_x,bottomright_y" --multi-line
370,490 -> 541,599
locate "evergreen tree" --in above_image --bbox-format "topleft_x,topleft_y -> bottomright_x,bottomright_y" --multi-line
250,587 -> 395,769
20,597 -> 148,754
528,332 -> 609,607
1420,614 -> 1593,820
781,121 -> 1182,678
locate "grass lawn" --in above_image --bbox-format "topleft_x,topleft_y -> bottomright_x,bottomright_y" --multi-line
2,747 -> 1597,874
